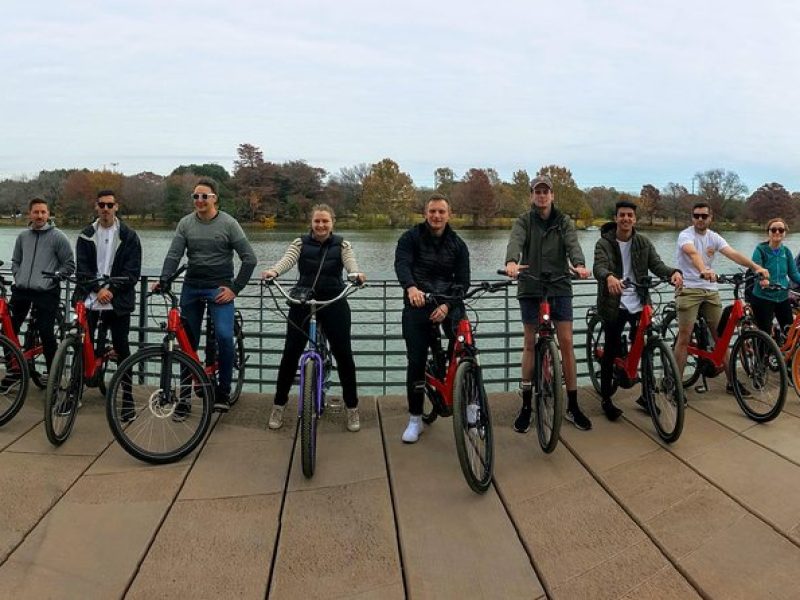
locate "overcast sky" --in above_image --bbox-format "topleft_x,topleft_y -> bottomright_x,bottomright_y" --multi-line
2,0 -> 799,193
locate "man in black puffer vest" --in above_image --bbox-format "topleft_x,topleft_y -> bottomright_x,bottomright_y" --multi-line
395,194 -> 470,443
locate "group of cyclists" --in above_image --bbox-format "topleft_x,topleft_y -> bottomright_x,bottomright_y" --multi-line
2,174 -> 797,444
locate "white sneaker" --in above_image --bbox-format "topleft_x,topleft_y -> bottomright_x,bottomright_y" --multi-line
466,403 -> 479,426
268,405 -> 285,430
346,407 -> 360,432
402,415 -> 424,443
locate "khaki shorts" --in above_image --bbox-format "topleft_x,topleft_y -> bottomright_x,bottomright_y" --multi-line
676,288 -> 723,330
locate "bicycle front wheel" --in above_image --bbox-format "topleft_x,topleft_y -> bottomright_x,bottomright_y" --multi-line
301,359 -> 318,478
106,347 -> 213,464
452,358 -> 493,494
730,329 -> 787,422
0,334 -> 29,426
28,304 -> 65,390
536,338 -> 564,454
641,338 -> 685,443
586,315 -> 615,395
44,334 -> 83,445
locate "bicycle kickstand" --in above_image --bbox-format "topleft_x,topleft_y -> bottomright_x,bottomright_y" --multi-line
694,374 -> 709,394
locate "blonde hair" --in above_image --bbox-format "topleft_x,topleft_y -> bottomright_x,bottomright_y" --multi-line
311,203 -> 335,220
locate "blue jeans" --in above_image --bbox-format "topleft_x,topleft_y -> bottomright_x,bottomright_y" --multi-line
180,285 -> 235,394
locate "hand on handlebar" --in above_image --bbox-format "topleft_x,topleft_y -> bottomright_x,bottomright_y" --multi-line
348,272 -> 367,286
573,265 -> 590,279
407,285 -> 426,308
261,269 -> 278,281
503,262 -> 527,280
701,268 -> 717,282
607,275 -> 624,296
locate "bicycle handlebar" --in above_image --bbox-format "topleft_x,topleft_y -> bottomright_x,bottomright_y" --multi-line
42,271 -> 129,287
423,279 -> 513,304
622,276 -> 674,290
497,268 -> 577,285
262,275 -> 365,308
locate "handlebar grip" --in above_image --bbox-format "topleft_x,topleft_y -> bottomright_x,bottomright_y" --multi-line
497,269 -> 509,276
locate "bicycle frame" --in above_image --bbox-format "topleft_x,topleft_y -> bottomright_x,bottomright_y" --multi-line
425,318 -> 474,409
73,301 -> 111,380
614,303 -> 654,381
0,287 -> 44,363
688,297 -> 745,367
164,300 -> 221,381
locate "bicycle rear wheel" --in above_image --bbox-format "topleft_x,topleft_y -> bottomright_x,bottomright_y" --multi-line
536,338 -> 564,454
106,346 -> 213,464
642,338 -> 685,443
586,315 -> 616,395
730,329 -> 786,422
44,334 -> 83,445
0,334 -> 29,426
452,358 -> 493,493
27,304 -> 65,389
300,359 -> 318,478
229,315 -> 246,406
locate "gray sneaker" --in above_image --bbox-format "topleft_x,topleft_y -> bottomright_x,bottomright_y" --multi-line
346,407 -> 360,432
268,405 -> 285,430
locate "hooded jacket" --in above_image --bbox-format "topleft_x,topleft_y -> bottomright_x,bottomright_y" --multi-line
504,206 -> 585,298
74,219 -> 142,314
11,221 -> 75,292
592,221 -> 678,322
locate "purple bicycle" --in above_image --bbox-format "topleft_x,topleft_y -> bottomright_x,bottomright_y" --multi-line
263,275 -> 364,477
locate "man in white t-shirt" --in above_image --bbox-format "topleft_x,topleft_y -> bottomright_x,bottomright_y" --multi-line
593,200 -> 682,420
674,202 -> 769,393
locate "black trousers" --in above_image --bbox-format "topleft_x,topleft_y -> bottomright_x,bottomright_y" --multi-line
87,310 -> 132,361
600,308 -> 640,400
749,294 -> 794,335
274,298 -> 359,408
401,306 -> 457,415
9,287 -> 61,370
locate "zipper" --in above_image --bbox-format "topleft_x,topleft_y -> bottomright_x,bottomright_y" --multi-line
26,232 -> 40,288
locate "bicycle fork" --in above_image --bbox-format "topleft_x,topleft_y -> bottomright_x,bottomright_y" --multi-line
298,352 -> 325,417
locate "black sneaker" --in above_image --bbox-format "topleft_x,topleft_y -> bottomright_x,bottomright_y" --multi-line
601,399 -> 623,421
55,400 -> 74,417
172,401 -> 190,422
214,389 -> 231,413
513,406 -> 532,433
726,383 -> 752,397
565,407 -> 592,431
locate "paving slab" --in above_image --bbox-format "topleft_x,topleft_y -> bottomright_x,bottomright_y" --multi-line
0,452 -> 92,562
741,410 -> 800,464
0,402 -> 41,451
7,407 -> 113,456
680,513 -> 800,600
128,494 -> 281,600
684,383 -> 763,432
619,566 -> 701,600
687,435 -> 800,534
0,468 -> 185,598
381,397 -> 544,599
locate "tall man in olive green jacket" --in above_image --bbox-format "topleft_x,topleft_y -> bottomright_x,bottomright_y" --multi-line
505,176 -> 592,432
593,200 -> 682,420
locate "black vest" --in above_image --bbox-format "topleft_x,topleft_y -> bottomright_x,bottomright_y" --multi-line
297,233 -> 345,298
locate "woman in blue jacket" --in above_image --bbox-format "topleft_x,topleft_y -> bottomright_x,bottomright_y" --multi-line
751,217 -> 800,333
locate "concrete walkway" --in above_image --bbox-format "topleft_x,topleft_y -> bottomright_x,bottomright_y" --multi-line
0,380 -> 799,599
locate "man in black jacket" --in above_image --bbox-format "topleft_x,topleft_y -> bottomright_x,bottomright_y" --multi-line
394,194 -> 470,443
593,200 -> 682,419
75,190 -> 142,420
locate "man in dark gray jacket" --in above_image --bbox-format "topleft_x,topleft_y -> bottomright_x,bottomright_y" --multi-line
10,198 -> 75,372
505,176 -> 592,432
593,200 -> 682,420
159,178 -> 256,413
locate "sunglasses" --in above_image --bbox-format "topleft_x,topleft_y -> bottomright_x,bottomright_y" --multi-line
192,193 -> 216,200
96,202 -> 116,209
769,227 -> 786,234
692,213 -> 710,220
532,188 -> 551,195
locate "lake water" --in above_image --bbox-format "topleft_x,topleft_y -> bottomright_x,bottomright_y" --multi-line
0,224 -> 795,279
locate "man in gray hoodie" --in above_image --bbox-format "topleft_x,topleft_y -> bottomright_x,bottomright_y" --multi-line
10,198 -> 75,371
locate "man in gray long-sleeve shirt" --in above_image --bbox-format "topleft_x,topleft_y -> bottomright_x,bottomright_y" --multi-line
9,198 -> 74,372
159,178 -> 257,413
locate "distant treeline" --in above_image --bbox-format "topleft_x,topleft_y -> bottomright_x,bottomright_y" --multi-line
2,143 -> 799,228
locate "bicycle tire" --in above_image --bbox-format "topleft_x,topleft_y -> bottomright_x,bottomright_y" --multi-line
106,346 -> 213,464
642,337 -> 685,443
730,329 -> 786,423
452,358 -> 493,493
301,359 -> 318,478
0,334 -> 29,426
661,311 -> 702,389
536,338 -> 564,454
586,315 -> 616,396
229,318 -> 246,406
44,334 -> 83,445
791,344 -> 800,401
28,304 -> 65,390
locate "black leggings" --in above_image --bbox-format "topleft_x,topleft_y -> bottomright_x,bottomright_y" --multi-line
600,309 -> 640,400
274,299 -> 359,408
9,287 -> 61,370
749,295 -> 794,335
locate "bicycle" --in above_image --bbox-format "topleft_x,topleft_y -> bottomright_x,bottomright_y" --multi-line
660,273 -> 787,422
42,273 -> 130,444
263,275 -> 364,478
419,279 -> 512,493
494,270 -> 573,455
585,277 -> 685,443
0,260 -> 66,390
105,265 -> 247,464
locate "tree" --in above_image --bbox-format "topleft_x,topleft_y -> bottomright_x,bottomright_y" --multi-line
694,169 -> 748,216
359,158 -> 416,226
745,183 -> 797,226
434,167 -> 456,200
453,169 -> 497,227
639,184 -> 661,225
508,170 -> 530,216
584,186 -> 620,221
233,143 -> 265,171
60,170 -> 94,224
122,172 -> 165,220
537,165 -> 591,222
661,183 -> 691,227
326,163 -> 368,217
